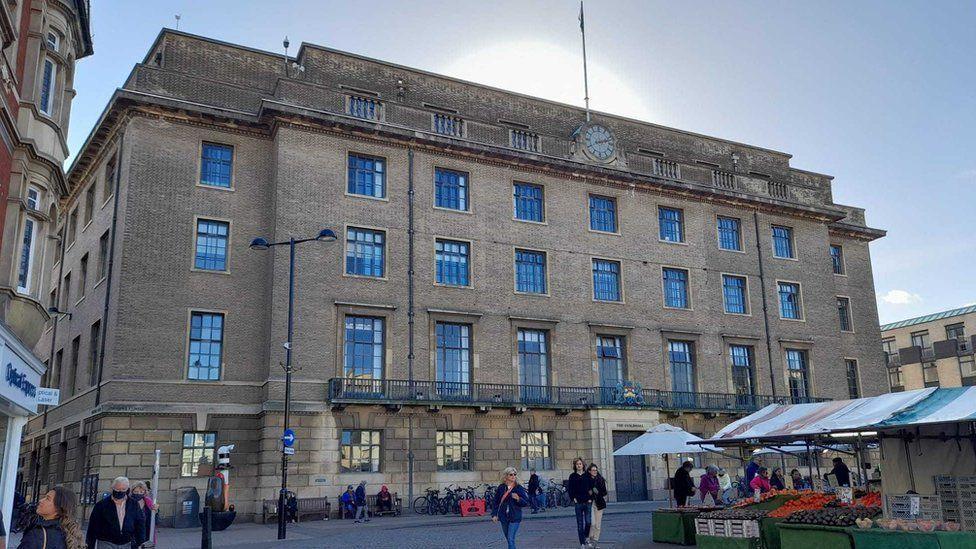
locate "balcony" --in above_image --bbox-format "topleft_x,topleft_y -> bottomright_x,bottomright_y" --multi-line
327,378 -> 827,414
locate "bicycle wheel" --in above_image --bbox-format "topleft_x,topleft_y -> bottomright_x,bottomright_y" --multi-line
413,496 -> 429,515
439,497 -> 451,515
560,491 -> 572,507
451,497 -> 461,515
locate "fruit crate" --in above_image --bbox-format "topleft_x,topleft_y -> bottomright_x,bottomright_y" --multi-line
710,519 -> 730,537
727,518 -> 761,538
884,493 -> 942,521
695,517 -> 713,536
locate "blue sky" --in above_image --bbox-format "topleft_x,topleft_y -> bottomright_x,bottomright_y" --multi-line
71,1 -> 975,324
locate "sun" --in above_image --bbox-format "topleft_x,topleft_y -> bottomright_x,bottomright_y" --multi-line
439,40 -> 654,123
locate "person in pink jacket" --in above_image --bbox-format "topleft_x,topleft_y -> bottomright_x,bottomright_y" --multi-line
698,466 -> 721,504
749,467 -> 772,494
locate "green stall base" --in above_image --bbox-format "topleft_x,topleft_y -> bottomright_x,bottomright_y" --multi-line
934,531 -> 976,549
651,510 -> 698,545
778,523 -> 853,549
760,517 -> 785,549
696,534 -> 761,549
848,528 -> 976,549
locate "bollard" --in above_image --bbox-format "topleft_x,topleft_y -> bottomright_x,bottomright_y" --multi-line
201,507 -> 212,549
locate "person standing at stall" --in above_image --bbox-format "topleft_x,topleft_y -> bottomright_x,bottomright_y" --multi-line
826,457 -> 852,487
567,457 -> 593,549
770,468 -> 787,491
744,455 -> 762,488
673,461 -> 696,506
698,465 -> 720,505
749,467 -> 772,495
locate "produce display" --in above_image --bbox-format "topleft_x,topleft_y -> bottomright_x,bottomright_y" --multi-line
730,489 -> 802,508
699,508 -> 768,520
767,492 -> 835,518
783,506 -> 880,527
658,505 -> 722,512
873,518 -> 961,532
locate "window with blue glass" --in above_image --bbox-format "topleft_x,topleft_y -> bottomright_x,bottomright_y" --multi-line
436,239 -> 470,286
513,182 -> 544,222
786,349 -> 809,399
730,345 -> 755,397
597,336 -> 625,387
778,282 -> 802,319
188,312 -> 223,380
592,259 -> 621,302
39,59 -> 55,115
515,249 -> 547,294
345,227 -> 385,277
347,153 -> 385,198
722,275 -> 748,314
194,219 -> 229,271
668,340 -> 695,393
589,195 -> 617,233
435,168 -> 469,211
772,225 -> 795,258
663,268 -> 689,308
658,207 -> 684,242
343,316 -> 384,378
436,322 -> 471,385
830,244 -> 844,274
200,143 -> 233,188
718,216 -> 742,251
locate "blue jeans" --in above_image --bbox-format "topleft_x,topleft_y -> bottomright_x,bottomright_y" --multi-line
574,502 -> 592,544
500,520 -> 520,549
532,493 -> 546,509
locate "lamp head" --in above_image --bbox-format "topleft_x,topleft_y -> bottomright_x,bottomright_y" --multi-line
316,229 -> 337,242
249,237 -> 270,250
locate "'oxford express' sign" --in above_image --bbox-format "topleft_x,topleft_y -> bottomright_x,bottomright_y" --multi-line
7,363 -> 37,400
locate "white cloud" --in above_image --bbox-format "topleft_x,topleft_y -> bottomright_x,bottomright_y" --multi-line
881,290 -> 923,305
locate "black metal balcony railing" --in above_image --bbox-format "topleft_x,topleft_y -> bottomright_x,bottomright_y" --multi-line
327,378 -> 827,413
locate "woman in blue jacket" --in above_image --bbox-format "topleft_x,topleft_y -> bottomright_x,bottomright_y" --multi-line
490,467 -> 530,549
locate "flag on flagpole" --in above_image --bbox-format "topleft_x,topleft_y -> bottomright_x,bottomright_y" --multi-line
579,1 -> 585,32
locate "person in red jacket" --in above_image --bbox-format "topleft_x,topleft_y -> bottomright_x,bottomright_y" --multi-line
749,467 -> 772,494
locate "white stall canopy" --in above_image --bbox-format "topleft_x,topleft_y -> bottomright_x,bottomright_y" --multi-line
613,423 -> 720,456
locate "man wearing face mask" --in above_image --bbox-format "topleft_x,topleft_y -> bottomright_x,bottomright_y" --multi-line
85,476 -> 148,549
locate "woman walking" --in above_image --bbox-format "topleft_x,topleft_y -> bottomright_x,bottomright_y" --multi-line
586,463 -> 608,548
17,485 -> 85,549
567,457 -> 593,549
131,481 -> 158,545
490,467 -> 529,549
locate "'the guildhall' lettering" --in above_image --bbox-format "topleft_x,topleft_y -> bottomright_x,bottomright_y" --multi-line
6,363 -> 36,399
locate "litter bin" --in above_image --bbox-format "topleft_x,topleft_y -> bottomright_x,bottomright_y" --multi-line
174,486 -> 201,528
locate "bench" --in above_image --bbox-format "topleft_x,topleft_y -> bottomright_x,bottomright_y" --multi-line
335,493 -> 402,518
261,496 -> 331,524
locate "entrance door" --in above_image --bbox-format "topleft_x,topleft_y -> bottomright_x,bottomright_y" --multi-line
613,431 -> 648,501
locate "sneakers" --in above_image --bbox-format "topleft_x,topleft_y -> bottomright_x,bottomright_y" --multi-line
354,520 -> 361,523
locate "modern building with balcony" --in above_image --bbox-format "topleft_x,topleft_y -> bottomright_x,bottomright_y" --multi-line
881,305 -> 976,391
21,29 -> 885,520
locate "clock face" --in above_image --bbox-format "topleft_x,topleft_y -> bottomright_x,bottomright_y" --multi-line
583,124 -> 616,162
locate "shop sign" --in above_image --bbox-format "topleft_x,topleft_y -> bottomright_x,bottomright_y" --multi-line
36,388 -> 60,406
0,342 -> 40,414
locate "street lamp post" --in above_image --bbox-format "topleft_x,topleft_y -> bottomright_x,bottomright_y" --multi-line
250,228 -> 337,540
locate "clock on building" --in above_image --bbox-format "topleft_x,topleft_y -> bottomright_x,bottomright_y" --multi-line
578,122 -> 617,163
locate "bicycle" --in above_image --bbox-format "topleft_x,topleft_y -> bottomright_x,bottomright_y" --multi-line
413,488 -> 444,515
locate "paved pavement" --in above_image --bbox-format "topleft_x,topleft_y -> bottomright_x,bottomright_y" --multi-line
153,500 -> 677,548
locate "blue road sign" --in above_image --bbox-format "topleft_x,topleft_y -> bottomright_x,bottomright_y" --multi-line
282,428 -> 296,447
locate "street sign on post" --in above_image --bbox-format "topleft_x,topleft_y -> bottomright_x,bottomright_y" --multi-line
282,429 -> 296,447
283,447 -> 295,456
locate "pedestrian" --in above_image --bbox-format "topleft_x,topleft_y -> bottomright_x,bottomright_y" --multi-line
567,457 -> 593,549
527,469 -> 542,513
84,476 -> 147,549
744,455 -> 762,488
825,457 -> 851,487
129,481 -> 158,545
354,481 -> 370,523
770,468 -> 786,491
698,465 -> 720,505
490,467 -> 529,549
17,485 -> 85,549
376,485 -> 393,514
672,461 -> 696,507
790,469 -> 809,490
340,486 -> 356,519
749,467 -> 772,495
586,463 -> 608,548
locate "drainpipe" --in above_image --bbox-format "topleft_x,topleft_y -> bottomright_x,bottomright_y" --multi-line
95,131 -> 125,406
752,211 -> 777,399
43,225 -> 68,430
406,147 -> 416,510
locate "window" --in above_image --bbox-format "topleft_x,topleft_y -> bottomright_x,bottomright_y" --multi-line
68,336 -> 79,396
88,320 -> 100,386
39,58 -> 56,115
199,143 -> 233,188
340,430 -> 381,472
837,297 -> 853,332
60,272 -> 70,310
435,322 -> 471,392
911,330 -> 931,351
923,362 -> 939,387
959,355 -> 976,383
597,335 -> 625,387
946,323 -> 966,341
592,259 -> 621,302
348,96 -> 381,120
432,113 -> 463,137
846,359 -> 860,399
26,187 -> 40,210
517,329 -> 549,403
343,316 -> 384,379
49,288 -> 57,310
67,209 -> 78,246
786,349 -> 809,399
103,153 -> 117,199
889,366 -> 904,390
830,245 -> 845,274
46,31 -> 59,50
78,254 -> 88,299
16,218 -> 35,292
188,312 -> 223,381
662,268 -> 689,309
52,349 -> 63,393
589,195 -> 617,233
514,249 -> 547,294
520,432 -> 552,470
882,338 -> 896,364
778,282 -> 802,319
181,432 -> 216,477
434,168 -> 468,211
193,220 -> 229,271
668,341 -> 695,393
717,216 -> 742,251
435,239 -> 470,286
347,153 -> 385,199
722,275 -> 748,314
436,431 -> 470,471
513,182 -> 544,222
97,230 -> 109,280
345,227 -> 385,278
658,207 -> 684,242
772,225 -> 795,259
730,345 -> 755,398
84,185 -> 95,225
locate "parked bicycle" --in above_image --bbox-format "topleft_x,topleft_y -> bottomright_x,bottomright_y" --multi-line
413,488 -> 445,515
544,480 -> 571,508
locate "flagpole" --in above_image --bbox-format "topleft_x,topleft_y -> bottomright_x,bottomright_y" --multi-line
579,0 -> 591,121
